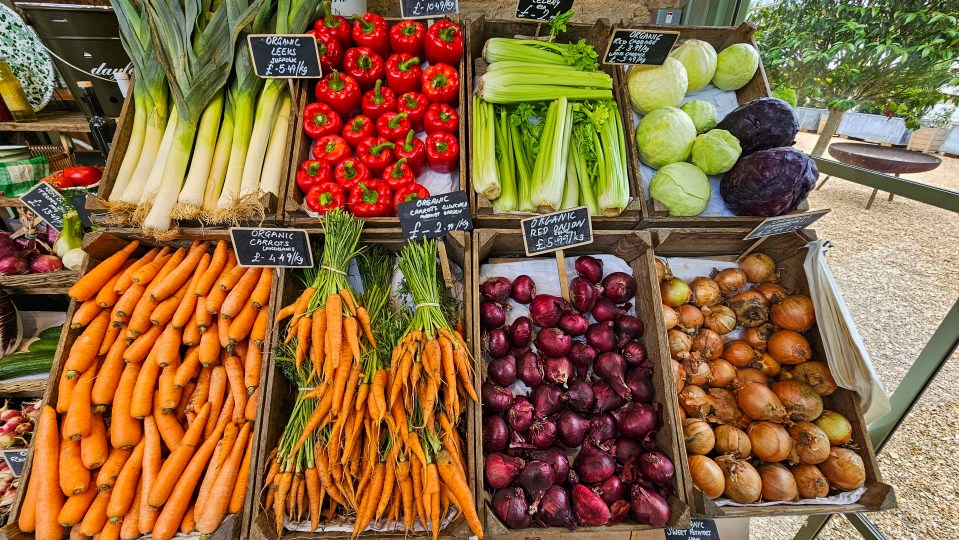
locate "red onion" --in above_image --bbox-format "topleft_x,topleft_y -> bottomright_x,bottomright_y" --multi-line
527,448 -> 569,485
481,301 -> 507,329
483,415 -> 510,452
511,275 -> 535,304
507,396 -> 535,433
559,311 -> 589,337
570,277 -> 600,312
572,483 -> 610,526
586,412 -> 617,443
563,379 -> 595,412
625,367 -> 654,402
482,382 -> 514,413
483,328 -> 510,358
592,381 -> 626,412
0,254 -> 29,275
519,460 -> 555,505
488,355 -> 517,387
622,341 -> 649,369
595,352 -> 630,398
593,475 -> 626,506
569,342 -> 598,368
531,383 -> 563,418
543,356 -> 574,387
609,500 -> 631,525
485,453 -> 525,490
509,430 -> 534,451
586,321 -> 617,353
615,438 -> 643,465
481,276 -> 512,303
615,314 -> 644,343
30,254 -> 63,273
556,410 -> 590,447
614,403 -> 659,438
575,255 -> 604,283
639,451 -> 674,486
492,487 -> 531,529
507,316 -> 534,348
536,327 -> 572,357
529,294 -> 568,328
537,485 -> 576,530
529,420 -> 558,449
510,346 -> 532,359
575,444 -> 616,483
591,298 -> 629,323
517,352 -> 544,387
602,272 -> 636,303
0,234 -> 19,259
629,485 -> 670,527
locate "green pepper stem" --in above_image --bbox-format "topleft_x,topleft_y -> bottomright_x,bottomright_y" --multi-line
389,113 -> 408,129
357,54 -> 372,70
319,191 -> 333,206
440,26 -> 458,43
373,80 -> 384,102
329,71 -> 344,92
371,141 -> 395,156
359,182 -> 379,204
431,73 -> 448,88
403,129 -> 415,150
399,57 -> 420,72
352,14 -> 374,33
391,158 -> 408,177
435,141 -> 448,153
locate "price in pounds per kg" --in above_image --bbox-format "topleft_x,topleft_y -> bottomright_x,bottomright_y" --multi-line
265,60 -> 309,77
515,0 -> 574,21
403,0 -> 458,17
248,250 -> 305,267
406,217 -> 472,242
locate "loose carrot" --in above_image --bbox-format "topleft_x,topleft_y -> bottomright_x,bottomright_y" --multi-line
57,375 -> 77,414
131,252 -> 172,286
182,311 -> 201,346
63,309 -> 110,378
188,367 -> 212,414
196,296 -> 212,332
120,478 -> 143,539
97,447 -> 132,491
148,402 -> 211,508
113,283 -> 145,320
111,362 -> 143,449
63,362 -> 96,440
139,417 -> 162,533
227,300 -> 258,343
223,355 -> 247,423
114,247 -> 161,295
212,394 -> 235,437
174,381 -> 196,425
172,252 -> 210,329
220,267 -> 262,318
244,387 -> 259,421
18,418 -> 41,532
194,241 -> 228,297
216,262 -> 247,292
71,299 -> 102,329
59,437 -> 89,496
249,269 -> 273,308
195,424 -> 237,513
69,240 -> 140,301
205,286 -> 227,316
58,488 -> 99,526
130,350 -> 162,419
205,367 -> 227,439
150,278 -> 190,326
98,515 -> 122,540
98,321 -> 123,356
96,262 -> 132,307
155,325 -> 182,367
158,364 -> 182,413
152,395 -> 185,451
142,248 -> 185,293
92,338 -> 128,411
123,324 -> 163,364
79,488 -> 112,536
198,324 -> 221,367
244,344 -> 263,393
107,439 -> 145,521
126,295 -> 159,338
81,412 -> 109,469
180,504 -> 196,534
151,241 -> 206,301
196,422 -> 251,534
35,406 -> 65,540
436,449 -> 483,538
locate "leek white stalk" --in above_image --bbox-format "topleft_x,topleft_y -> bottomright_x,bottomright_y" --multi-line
176,91 -> 225,214
143,118 -> 198,232
491,107 -> 516,212
133,106 -> 179,205
239,80 -> 283,197
216,92 -> 255,208
259,91 -> 291,197
203,93 -> 235,212
471,96 -> 500,200
109,84 -> 147,201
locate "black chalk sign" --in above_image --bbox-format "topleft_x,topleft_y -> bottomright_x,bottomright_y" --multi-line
19,181 -> 72,230
603,29 -> 680,65
71,192 -> 94,228
400,0 -> 458,18
666,520 -> 721,540
743,209 -> 830,240
515,0 -> 574,21
397,190 -> 473,242
229,227 -> 314,268
1,449 -> 28,477
521,206 -> 592,256
248,34 -> 322,78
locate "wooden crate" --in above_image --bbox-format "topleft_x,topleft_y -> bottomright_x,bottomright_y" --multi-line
472,230 -> 692,536
0,230 -> 281,540
247,230 -> 481,539
650,228 -> 896,518
283,16 -> 470,228
465,16 -> 646,230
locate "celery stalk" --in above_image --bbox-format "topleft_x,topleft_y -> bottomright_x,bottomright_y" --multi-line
530,98 -> 573,213
597,102 -> 629,216
471,97 -> 500,200
509,122 -> 534,212
492,107 -> 517,212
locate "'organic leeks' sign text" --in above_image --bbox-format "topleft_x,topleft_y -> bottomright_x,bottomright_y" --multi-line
249,34 -> 322,78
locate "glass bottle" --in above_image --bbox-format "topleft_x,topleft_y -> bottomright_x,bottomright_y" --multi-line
78,81 -> 116,157
0,56 -> 36,123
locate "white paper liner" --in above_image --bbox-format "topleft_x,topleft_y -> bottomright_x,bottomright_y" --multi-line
716,486 -> 866,507
284,508 -> 458,533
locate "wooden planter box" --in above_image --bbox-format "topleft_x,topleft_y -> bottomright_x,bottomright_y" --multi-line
472,230 -> 692,536
1,229 -> 280,540
283,16 -> 469,228
247,230 -> 481,539
650,228 -> 896,518
465,17 -> 645,230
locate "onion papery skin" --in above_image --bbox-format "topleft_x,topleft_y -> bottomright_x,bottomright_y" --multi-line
820,447 -> 866,491
734,368 -> 768,387
676,304 -> 705,333
692,329 -> 724,360
790,361 -> 839,396
758,463 -> 799,502
709,388 -> 748,427
767,329 -> 812,365
716,456 -> 762,503
723,340 -> 760,368
753,282 -> 789,303
713,424 -> 751,459
792,464 -> 830,499
814,410 -> 853,445
739,253 -> 778,283
663,304 -> 680,330
712,267 -> 747,296
727,291 -> 770,328
735,382 -> 788,423
683,418 -> 715,455
688,277 -> 722,307
688,455 -> 725,498
702,305 -> 737,335
668,329 -> 693,358
679,385 -> 714,417
655,258 -> 672,283
771,380 -> 823,422
661,277 -> 691,307
708,358 -> 737,388
682,354 -> 711,386
743,322 -> 776,352
788,421 -> 831,464
771,294 -> 816,332
748,421 -> 794,462
751,353 -> 782,377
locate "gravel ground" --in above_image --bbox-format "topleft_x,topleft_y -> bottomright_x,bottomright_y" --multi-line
748,133 -> 959,539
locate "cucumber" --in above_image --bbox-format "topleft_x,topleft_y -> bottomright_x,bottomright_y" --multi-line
37,325 -> 63,341
27,339 -> 59,354
0,352 -> 54,380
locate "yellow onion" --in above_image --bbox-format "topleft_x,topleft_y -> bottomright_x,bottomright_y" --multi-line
788,421 -> 830,464
679,385 -> 714,417
668,329 -> 693,358
707,359 -> 737,388
771,295 -> 816,332
655,257 -> 672,283
734,368 -> 768,387
792,464 -> 830,499
820,447 -> 866,491
701,305 -> 737,335
789,361 -> 838,396
676,304 -> 705,333
753,282 -> 790,303
661,277 -> 691,307
672,360 -> 687,393
757,463 -> 799,501
751,353 -> 782,377
736,382 -> 788,422
722,340 -> 760,367
708,388 -> 749,427
714,424 -> 751,458
688,455 -> 725,499
748,421 -> 793,462
682,353 -> 711,386
814,410 -> 853,445
689,277 -> 722,307
678,406 -> 687,422
727,291 -> 769,328
712,267 -> 747,296
663,304 -> 680,330
771,380 -> 823,422
692,329 -> 724,360
715,456 -> 762,503
739,253 -> 778,283
744,322 -> 776,352
767,330 -> 812,365
683,418 -> 715,455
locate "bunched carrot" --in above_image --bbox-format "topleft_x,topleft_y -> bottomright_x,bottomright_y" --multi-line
69,240 -> 139,301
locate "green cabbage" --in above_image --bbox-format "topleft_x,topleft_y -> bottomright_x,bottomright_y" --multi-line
626,58 -> 688,115
681,100 -> 717,133
669,39 -> 717,92
713,44 -> 760,90
649,162 -> 710,216
691,129 -> 742,175
635,107 -> 697,169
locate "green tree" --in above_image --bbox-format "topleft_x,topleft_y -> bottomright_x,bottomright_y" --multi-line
752,0 -> 959,156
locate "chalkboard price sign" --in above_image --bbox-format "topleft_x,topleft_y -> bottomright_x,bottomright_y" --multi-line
521,207 -> 592,256
603,29 -> 680,66
666,520 -> 721,539
397,190 -> 473,242
1,449 -> 28,477
400,0 -> 458,18
515,0 -> 574,21
743,209 -> 830,240
229,228 -> 314,268
248,34 -> 322,78
19,181 -> 72,230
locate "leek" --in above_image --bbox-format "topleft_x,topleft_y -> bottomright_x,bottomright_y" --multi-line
530,98 -> 573,213
203,85 -> 236,212
492,107 -> 517,212
259,90 -> 292,197
175,90 -> 225,217
471,96 -> 500,200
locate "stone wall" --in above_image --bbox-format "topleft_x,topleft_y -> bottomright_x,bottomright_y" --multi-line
367,0 -> 679,24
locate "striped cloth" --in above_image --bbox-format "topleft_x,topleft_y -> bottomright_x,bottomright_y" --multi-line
0,156 -> 49,197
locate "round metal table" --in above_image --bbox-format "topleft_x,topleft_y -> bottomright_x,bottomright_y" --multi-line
817,142 -> 943,208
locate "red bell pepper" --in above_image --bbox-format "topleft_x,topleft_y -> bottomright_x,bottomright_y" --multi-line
351,13 -> 390,58
309,29 -> 344,74
384,54 -> 422,95
62,166 -> 103,187
333,157 -> 372,192
306,182 -> 347,215
355,137 -> 396,176
425,132 -> 459,173
382,158 -> 415,191
422,63 -> 459,106
43,171 -> 73,189
303,102 -> 343,139
376,112 -> 412,141
312,135 -> 351,164
389,20 -> 426,58
424,20 -> 463,66
297,159 -> 334,193
423,103 -> 459,135
343,47 -> 384,91
315,71 -> 362,118
343,115 -> 376,148
314,2 -> 353,49
348,179 -> 394,217
395,130 -> 427,176
361,80 -> 397,121
397,92 -> 430,132
393,182 -> 430,211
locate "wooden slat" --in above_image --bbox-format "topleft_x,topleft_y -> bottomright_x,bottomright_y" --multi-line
0,110 -> 90,133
